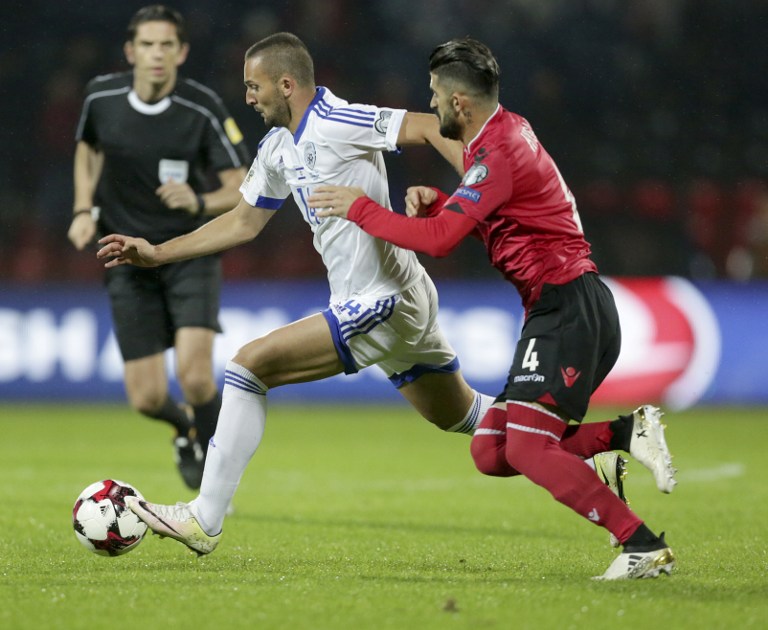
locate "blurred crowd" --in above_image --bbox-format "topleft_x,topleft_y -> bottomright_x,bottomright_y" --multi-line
1,0 -> 767,284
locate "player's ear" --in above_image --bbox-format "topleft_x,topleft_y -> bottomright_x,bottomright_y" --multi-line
451,92 -> 463,113
278,75 -> 294,98
124,41 -> 135,65
176,42 -> 190,66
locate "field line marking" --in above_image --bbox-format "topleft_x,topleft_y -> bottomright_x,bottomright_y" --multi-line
676,463 -> 745,482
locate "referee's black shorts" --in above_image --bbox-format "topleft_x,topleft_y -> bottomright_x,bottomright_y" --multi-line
105,256 -> 223,361
499,272 -> 621,422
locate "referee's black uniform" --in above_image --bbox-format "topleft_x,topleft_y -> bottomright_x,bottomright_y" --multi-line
75,71 -> 251,360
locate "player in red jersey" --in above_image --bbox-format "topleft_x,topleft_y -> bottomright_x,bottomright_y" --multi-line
308,38 -> 677,580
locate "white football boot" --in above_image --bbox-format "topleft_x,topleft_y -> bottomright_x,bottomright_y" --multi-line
593,452 -> 629,547
629,405 -> 677,493
594,534 -> 676,580
125,496 -> 220,556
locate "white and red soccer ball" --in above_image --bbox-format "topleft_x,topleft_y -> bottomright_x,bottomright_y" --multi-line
72,479 -> 147,556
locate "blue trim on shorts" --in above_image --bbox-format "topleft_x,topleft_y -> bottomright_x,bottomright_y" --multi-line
388,356 -> 461,389
321,309 -> 359,375
338,297 -> 396,341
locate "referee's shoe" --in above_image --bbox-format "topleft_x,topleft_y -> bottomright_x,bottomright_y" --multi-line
173,419 -> 205,490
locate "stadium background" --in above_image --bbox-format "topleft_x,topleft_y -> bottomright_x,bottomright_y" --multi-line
1,0 -> 766,406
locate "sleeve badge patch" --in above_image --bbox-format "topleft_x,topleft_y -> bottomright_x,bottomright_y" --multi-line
462,162 -> 488,186
374,110 -> 392,135
224,117 -> 244,145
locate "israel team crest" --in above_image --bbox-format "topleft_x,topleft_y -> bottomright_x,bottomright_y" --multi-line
303,142 -> 317,169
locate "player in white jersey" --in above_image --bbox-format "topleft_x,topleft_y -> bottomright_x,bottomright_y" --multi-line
98,32 -> 624,556
245,87 -> 421,303
97,32 -> 494,552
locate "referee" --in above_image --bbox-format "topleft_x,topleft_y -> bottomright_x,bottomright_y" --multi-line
67,5 -> 250,489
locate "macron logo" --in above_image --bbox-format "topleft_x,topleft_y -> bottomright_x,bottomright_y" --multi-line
588,508 -> 600,522
560,366 -> 582,388
209,437 -> 217,449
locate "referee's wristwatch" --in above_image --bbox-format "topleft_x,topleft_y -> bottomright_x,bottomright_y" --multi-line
195,193 -> 206,217
73,207 -> 101,221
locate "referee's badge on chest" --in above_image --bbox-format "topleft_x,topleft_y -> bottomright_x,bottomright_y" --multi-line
159,159 -> 189,184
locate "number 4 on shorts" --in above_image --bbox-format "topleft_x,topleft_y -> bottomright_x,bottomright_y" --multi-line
522,338 -> 539,372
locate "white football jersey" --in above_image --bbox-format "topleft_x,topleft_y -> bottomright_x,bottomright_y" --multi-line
240,87 -> 424,302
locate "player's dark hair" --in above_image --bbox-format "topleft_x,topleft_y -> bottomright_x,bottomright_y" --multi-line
429,38 -> 500,100
126,5 -> 188,45
244,32 -> 315,88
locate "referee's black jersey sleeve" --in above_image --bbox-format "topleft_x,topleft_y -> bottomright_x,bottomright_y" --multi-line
76,73 -> 129,147
175,77 -> 251,171
73,72 -> 252,241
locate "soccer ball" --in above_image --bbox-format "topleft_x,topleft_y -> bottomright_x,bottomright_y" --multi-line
72,479 -> 148,557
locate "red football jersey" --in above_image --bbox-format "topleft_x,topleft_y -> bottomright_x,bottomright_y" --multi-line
449,105 -> 596,309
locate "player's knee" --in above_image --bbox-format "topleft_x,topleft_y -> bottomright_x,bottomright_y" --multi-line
177,369 -> 215,404
471,435 -> 506,476
504,429 -> 535,471
129,390 -> 167,417
231,340 -> 271,377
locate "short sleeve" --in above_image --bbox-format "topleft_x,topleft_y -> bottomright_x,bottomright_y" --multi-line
239,136 -> 291,210
319,105 -> 406,158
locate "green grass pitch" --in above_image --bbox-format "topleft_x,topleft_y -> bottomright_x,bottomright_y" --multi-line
1,403 -> 766,629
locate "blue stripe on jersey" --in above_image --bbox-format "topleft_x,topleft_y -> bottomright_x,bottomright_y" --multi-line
388,357 -> 461,389
337,297 -> 396,340
256,195 -> 284,210
314,100 -> 375,123
310,92 -> 376,129
224,369 -> 267,396
318,116 -> 372,129
294,87 -> 326,141
330,107 -> 376,120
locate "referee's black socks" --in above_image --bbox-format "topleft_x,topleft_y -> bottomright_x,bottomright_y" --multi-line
146,395 -> 194,436
193,392 -> 222,455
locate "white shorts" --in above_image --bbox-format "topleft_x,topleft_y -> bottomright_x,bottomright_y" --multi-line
322,273 -> 459,387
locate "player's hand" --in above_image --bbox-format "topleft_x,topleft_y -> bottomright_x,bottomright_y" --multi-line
156,179 -> 198,214
404,186 -> 438,217
67,213 -> 97,251
308,186 -> 367,219
96,234 -> 158,268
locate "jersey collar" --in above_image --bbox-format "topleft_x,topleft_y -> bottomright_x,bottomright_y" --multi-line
293,86 -> 326,144
127,90 -> 172,115
465,103 -> 501,153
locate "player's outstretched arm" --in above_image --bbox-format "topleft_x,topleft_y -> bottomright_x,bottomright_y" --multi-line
310,185 -> 476,257
97,235 -> 157,268
97,198 -> 274,268
156,167 -> 248,216
397,113 -> 464,175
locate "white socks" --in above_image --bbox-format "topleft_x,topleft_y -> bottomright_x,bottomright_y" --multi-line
447,390 -> 495,434
191,361 -> 268,535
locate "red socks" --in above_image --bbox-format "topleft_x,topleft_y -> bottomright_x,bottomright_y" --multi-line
560,420 -> 614,458
471,402 -> 641,542
470,406 -> 519,477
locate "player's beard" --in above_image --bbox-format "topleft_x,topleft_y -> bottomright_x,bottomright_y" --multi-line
264,95 -> 292,130
436,107 -> 462,141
